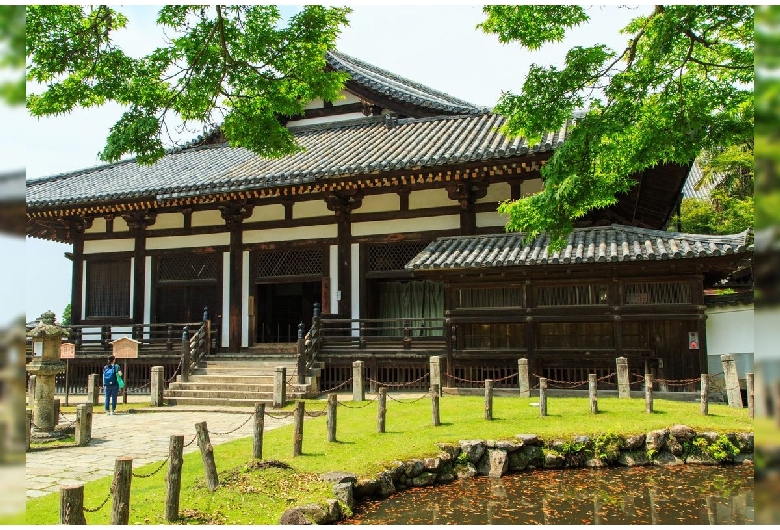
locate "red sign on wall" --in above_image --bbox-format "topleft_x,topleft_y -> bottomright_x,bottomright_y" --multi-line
688,332 -> 699,350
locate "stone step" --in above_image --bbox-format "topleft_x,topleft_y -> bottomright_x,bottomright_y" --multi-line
164,396 -> 287,407
169,382 -> 276,392
165,389 -> 280,400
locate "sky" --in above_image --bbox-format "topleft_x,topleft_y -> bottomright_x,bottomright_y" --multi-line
22,4 -> 650,323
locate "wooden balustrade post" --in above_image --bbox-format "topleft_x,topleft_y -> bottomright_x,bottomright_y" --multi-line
164,435 -> 184,522
431,383 -> 440,426
181,328 -> 190,384
377,387 -> 387,433
645,373 -> 653,414
589,374 -> 598,414
253,403 -> 265,459
60,484 -> 87,525
701,374 -> 709,416
484,379 -> 493,420
327,393 -> 338,442
195,421 -> 219,490
293,401 -> 304,457
747,373 -> 754,420
539,378 -> 548,417
111,456 -> 133,525
297,322 -> 306,384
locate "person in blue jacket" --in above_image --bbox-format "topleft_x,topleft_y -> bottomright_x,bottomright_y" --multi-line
102,355 -> 123,415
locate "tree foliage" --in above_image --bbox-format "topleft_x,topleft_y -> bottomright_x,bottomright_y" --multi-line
672,193 -> 753,236
480,5 -> 754,245
0,5 -> 25,105
26,5 -> 351,164
61,303 -> 72,326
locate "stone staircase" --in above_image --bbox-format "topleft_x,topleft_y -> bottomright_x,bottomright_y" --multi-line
164,350 -> 319,408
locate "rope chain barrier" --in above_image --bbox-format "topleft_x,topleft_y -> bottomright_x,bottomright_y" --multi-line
386,391 -> 432,404
183,433 -> 198,448
132,456 -> 169,478
337,393 -> 379,409
210,412 -> 254,436
367,372 -> 430,388
83,470 -> 118,513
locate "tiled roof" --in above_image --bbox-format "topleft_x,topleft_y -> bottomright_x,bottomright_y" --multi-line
27,113 -> 569,208
325,50 -> 486,116
406,225 -> 751,270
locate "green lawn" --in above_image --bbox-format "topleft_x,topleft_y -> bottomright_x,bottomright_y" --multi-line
26,395 -> 752,525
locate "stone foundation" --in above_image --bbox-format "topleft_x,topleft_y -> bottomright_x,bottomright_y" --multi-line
279,424 -> 754,524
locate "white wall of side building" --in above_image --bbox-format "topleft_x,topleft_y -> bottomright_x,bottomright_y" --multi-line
706,304 -> 754,378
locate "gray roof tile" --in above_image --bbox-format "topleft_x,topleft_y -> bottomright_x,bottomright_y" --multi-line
27,113 -> 569,208
406,225 -> 750,270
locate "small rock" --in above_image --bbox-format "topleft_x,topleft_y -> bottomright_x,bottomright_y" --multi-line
353,478 -> 379,499
699,431 -> 720,443
403,459 -> 425,478
544,451 -> 565,469
321,471 -> 357,485
667,438 -> 685,457
653,450 -> 684,466
686,452 -> 718,466
436,470 -> 457,483
573,435 -> 591,447
333,483 -> 354,510
646,429 -> 669,453
515,434 -> 539,446
423,456 -> 442,472
436,443 -> 461,460
736,432 -> 754,453
279,508 -> 312,525
459,440 -> 486,464
508,450 -> 530,471
495,440 -> 522,452
624,434 -> 646,450
376,471 -> 396,498
410,472 -> 437,487
617,450 -> 650,467
454,462 -> 477,479
584,457 -> 608,468
670,424 -> 696,441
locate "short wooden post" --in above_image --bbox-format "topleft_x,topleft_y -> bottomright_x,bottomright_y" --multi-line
327,393 -> 338,442
645,373 -> 653,414
539,377 -> 548,417
431,383 -> 440,426
111,456 -> 133,525
273,367 -> 286,409
518,358 -> 530,398
60,484 -> 87,525
429,356 -> 441,395
772,381 -> 780,429
293,401 -> 304,457
746,373 -> 754,419
701,374 -> 709,416
164,435 -> 184,522
616,357 -> 630,399
87,373 -> 99,405
484,379 -> 493,420
589,374 -> 598,414
195,421 -> 219,490
720,354 -> 743,408
75,404 -> 92,446
27,375 -> 36,408
352,361 -> 365,402
25,409 -> 31,452
181,328 -> 190,383
377,387 -> 387,433
253,403 -> 265,459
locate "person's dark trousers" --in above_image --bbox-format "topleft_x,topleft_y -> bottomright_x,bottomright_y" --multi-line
105,384 -> 119,413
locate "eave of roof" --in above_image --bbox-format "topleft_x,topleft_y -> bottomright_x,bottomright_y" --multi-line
406,224 -> 751,270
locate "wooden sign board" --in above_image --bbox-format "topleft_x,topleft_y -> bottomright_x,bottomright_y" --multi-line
60,343 -> 76,359
111,337 -> 140,359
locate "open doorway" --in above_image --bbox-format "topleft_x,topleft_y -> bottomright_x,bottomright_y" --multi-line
255,281 -> 320,343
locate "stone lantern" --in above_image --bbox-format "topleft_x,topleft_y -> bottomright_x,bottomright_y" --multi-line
26,310 -> 67,433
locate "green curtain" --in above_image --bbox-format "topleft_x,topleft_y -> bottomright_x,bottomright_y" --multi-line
377,281 -> 443,336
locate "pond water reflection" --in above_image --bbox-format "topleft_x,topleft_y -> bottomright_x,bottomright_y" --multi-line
342,465 -> 753,525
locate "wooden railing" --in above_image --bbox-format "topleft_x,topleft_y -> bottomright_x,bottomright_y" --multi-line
317,316 -> 446,352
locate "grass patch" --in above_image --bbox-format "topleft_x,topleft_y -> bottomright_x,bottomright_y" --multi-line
26,395 -> 751,525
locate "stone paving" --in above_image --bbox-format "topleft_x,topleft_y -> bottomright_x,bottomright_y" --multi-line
25,403 -> 295,499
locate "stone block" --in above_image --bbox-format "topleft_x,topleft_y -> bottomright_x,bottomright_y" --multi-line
646,429 -> 669,453
623,434 -> 646,450
686,452 -> 718,466
670,424 -> 696,441
454,462 -> 477,479
423,456 -> 443,472
459,440 -> 485,464
508,450 -> 530,471
376,471 -> 396,498
354,478 -> 379,499
515,434 -> 540,446
436,470 -> 457,483
544,451 -> 565,469
667,437 -> 685,457
617,450 -> 650,467
652,450 -> 685,466
332,483 -> 354,510
435,442 -> 461,460
495,440 -> 522,452
410,472 -> 437,487
321,471 -> 357,485
403,459 -> 425,478
735,432 -> 753,453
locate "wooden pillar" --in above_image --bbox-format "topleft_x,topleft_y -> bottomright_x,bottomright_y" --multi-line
701,374 -> 709,416
165,435 -> 184,522
645,373 -> 654,414
70,235 -> 84,325
539,377 -> 547,417
747,373 -> 754,419
429,356 -> 441,395
327,394 -> 338,442
195,421 -> 219,490
589,374 -> 598,414
220,202 -> 253,352
325,191 -> 362,318
123,211 -> 155,325
292,401 -> 304,457
60,484 -> 87,525
253,403 -> 265,459
377,388 -> 387,433
446,181 -> 486,236
111,456 -> 133,525
431,383 -> 440,426
613,315 -> 624,362
75,403 -> 92,446
484,379 -> 493,420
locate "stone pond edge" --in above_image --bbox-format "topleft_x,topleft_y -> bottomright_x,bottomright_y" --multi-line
278,424 -> 754,524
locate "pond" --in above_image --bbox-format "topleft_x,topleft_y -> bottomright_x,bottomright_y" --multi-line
341,465 -> 754,525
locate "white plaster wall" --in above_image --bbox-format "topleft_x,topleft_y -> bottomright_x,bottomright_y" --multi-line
149,212 -> 182,230
521,178 -> 544,197
246,204 -> 285,223
476,211 -> 509,229
295,200 -> 331,219
222,252 -> 230,348
84,239 -> 135,254
476,182 -> 511,204
85,217 -> 106,234
113,217 -> 129,232
287,113 -> 366,128
191,210 -> 224,227
146,233 -> 229,250
706,304 -> 754,378
242,250 -> 249,348
756,307 -> 780,363
244,225 -> 336,244
303,92 -> 360,110
409,188 -> 452,210
360,194 -> 399,214
329,245 -> 338,315
352,215 -> 459,237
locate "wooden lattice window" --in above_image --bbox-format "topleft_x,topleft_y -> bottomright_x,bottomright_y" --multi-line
462,323 -> 525,349
624,282 -> 692,305
457,288 -> 524,309
368,242 -> 428,272
535,285 -> 608,307
537,322 -> 614,349
158,254 -> 219,282
86,259 -> 131,318
256,248 -> 323,278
